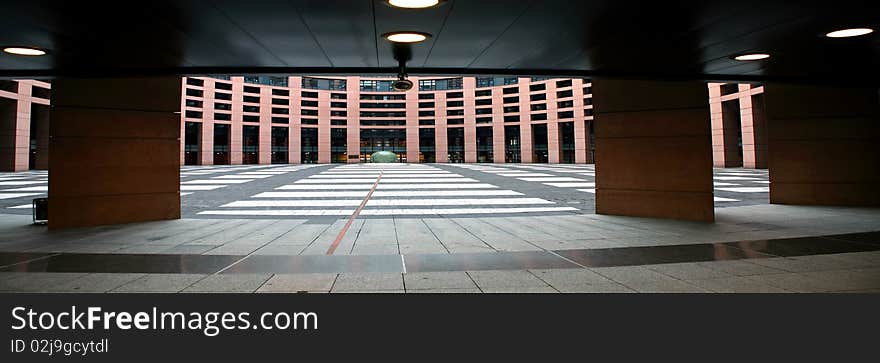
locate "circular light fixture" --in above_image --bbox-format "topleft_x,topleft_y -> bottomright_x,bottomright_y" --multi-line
387,0 -> 441,9
2,46 -> 47,56
733,53 -> 770,61
825,28 -> 874,38
383,31 -> 431,43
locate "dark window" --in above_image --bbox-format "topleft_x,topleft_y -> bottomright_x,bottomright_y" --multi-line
243,95 -> 260,103
360,94 -> 405,100
215,92 -> 232,100
272,89 -> 289,96
447,100 -> 464,107
272,116 -> 289,124
586,109 -> 594,117
447,109 -> 464,116
185,88 -> 203,97
583,86 -> 592,94
243,85 -> 260,94
475,89 -> 492,97
503,106 -> 519,113
475,108 -> 493,115
503,96 -> 519,104
215,103 -> 232,111
301,118 -> 318,125
476,77 -> 494,88
215,82 -> 232,91
721,83 -> 740,96
448,118 -> 464,125
359,120 -> 407,126
331,110 -> 347,117
32,87 -> 51,99
585,97 -> 593,105
418,93 -> 435,99
558,100 -> 574,109
419,119 -> 435,125
419,110 -> 435,117
331,102 -> 346,108
331,119 -> 347,126
243,105 -> 259,113
360,102 -> 405,109
185,99 -> 203,108
419,102 -> 435,108
447,91 -> 464,99
273,107 -> 289,115
557,89 -> 573,98
185,110 -> 202,118
529,84 -> 546,92
360,111 -> 406,118
504,115 -> 520,122
186,78 -> 204,86
301,91 -> 318,98
360,80 -> 394,92
272,98 -> 287,105
531,103 -> 547,111
558,111 -> 574,119
330,93 -> 346,100
531,113 -> 547,121
555,79 -> 572,88
475,99 -> 492,106
243,115 -> 260,122
503,77 -> 518,85
215,113 -> 231,121
301,109 -> 318,116
503,87 -> 518,95
476,117 -> 493,124
301,100 -> 319,107
530,94 -> 546,101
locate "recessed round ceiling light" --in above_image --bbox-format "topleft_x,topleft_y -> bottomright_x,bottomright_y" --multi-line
387,0 -> 441,9
383,31 -> 431,43
825,28 -> 874,38
733,53 -> 770,61
2,46 -> 47,56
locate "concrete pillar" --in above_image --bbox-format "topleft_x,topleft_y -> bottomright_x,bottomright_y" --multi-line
765,84 -> 880,206
289,76 -> 302,164
258,86 -> 272,164
0,94 -> 20,171
199,79 -> 215,166
317,89 -> 331,164
406,77 -> 420,163
346,76 -> 360,163
230,77 -> 243,165
435,92 -> 449,163
463,77 -> 477,163
547,121 -> 561,164
48,77 -> 181,229
743,88 -> 768,168
518,77 -> 533,163
593,79 -> 714,222
30,102 -> 50,170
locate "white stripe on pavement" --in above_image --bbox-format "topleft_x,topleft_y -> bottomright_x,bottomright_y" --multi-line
198,206 -> 578,216
222,198 -> 553,207
255,190 -> 523,198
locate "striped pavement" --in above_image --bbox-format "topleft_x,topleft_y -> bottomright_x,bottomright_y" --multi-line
197,163 -> 579,217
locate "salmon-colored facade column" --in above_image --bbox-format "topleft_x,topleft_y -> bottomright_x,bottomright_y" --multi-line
593,79 -> 714,222
48,77 -> 181,229
258,85 -> 272,164
765,84 -> 880,206
491,87 -> 505,163
463,78 -> 477,163
518,77 -> 533,163
229,76 -> 244,165
346,76 -> 360,163
406,76 -> 420,163
739,85 -> 767,168
573,79 -> 588,164
435,91 -> 449,163
288,76 -> 302,164
317,88 -> 331,163
199,79 -> 215,165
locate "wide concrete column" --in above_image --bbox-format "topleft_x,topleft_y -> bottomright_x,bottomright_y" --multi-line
765,84 -> 880,206
49,77 -> 181,229
593,79 -> 714,222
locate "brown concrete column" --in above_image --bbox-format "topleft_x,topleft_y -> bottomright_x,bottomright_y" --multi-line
48,77 -> 181,229
765,84 -> 880,206
745,90 -> 768,169
593,79 -> 714,222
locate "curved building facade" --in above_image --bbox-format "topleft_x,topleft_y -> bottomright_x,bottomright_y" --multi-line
180,76 -> 595,165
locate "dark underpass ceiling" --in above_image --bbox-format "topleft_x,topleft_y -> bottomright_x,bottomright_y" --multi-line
0,0 -> 878,83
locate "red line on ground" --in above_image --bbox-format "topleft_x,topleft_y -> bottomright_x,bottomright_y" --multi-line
326,171 -> 382,255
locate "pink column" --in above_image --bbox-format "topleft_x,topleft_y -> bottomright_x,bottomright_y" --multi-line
463,77 -> 477,163
317,87 -> 331,163
491,86 -> 505,163
179,79 -> 187,165
406,76 -> 420,163
572,79 -> 588,164
258,86 -> 272,164
346,76 -> 361,163
12,82 -> 31,171
435,91 -> 448,163
546,80 -> 561,164
199,79 -> 215,165
230,77 -> 244,165
707,83 -> 727,167
518,77 -> 533,163
289,76 -> 302,164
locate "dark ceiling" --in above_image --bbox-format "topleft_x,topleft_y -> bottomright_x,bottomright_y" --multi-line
0,0 -> 878,84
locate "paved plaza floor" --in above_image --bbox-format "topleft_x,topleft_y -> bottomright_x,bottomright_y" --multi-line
0,164 -> 878,293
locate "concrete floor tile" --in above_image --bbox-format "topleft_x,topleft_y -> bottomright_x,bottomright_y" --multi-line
0,273 -> 89,292
45,273 -> 145,292
481,286 -> 559,293
696,260 -> 788,276
256,274 -> 337,293
557,283 -> 636,293
625,280 -> 710,293
406,288 -> 482,293
529,268 -> 614,286
112,274 -> 208,293
331,273 -> 404,292
467,270 -> 550,289
646,262 -> 734,280
590,266 -> 678,284
685,276 -> 791,293
181,274 -> 272,293
403,271 -> 478,290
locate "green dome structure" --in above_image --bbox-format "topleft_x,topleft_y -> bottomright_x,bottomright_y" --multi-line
371,151 -> 398,163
